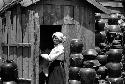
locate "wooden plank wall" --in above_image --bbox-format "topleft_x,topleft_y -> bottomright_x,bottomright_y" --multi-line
0,0 -> 96,84
37,0 -> 96,84
0,4 -> 40,84
40,1 -> 95,50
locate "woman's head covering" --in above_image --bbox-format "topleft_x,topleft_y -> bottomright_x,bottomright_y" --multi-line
52,32 -> 66,42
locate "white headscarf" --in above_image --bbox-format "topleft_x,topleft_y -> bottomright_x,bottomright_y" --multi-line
52,32 -> 66,42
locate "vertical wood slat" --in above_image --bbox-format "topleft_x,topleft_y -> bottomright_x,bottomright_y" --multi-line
50,5 -> 61,25
84,5 -> 88,50
27,10 -> 32,79
28,10 -> 35,84
91,8 -> 95,49
43,5 -> 51,25
5,11 -> 11,60
3,14 -> 7,44
21,9 -> 30,79
17,5 -> 22,43
13,46 -> 17,66
64,5 -> 74,19
34,12 -> 40,84
9,47 -> 14,60
22,11 -> 29,43
28,10 -> 35,81
74,6 -> 83,40
64,37 -> 70,84
12,9 -> 17,63
79,6 -> 86,51
86,6 -> 95,49
63,5 -> 73,84
0,17 -> 3,64
37,4 -> 43,25
1,13 -> 8,61
11,9 -> 17,44
16,5 -> 23,78
17,46 -> 23,78
23,47 -> 29,79
28,47 -> 31,79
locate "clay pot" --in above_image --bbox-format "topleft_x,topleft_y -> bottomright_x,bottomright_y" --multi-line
95,31 -> 106,44
106,25 -> 121,32
83,61 -> 95,68
97,19 -> 105,31
106,49 -> 123,62
70,39 -> 83,54
98,80 -> 110,84
1,60 -> 18,82
95,46 -> 101,54
108,14 -> 119,25
106,77 -> 124,84
69,80 -> 81,84
70,54 -> 83,67
80,68 -> 96,84
99,43 -> 108,52
112,40 -> 121,45
69,67 -> 80,80
111,45 -> 123,49
97,54 -> 107,66
106,32 -> 116,44
105,62 -> 122,78
83,60 -> 100,70
97,66 -> 107,79
83,49 -> 98,61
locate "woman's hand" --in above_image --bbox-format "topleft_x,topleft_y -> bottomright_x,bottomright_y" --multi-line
41,54 -> 49,59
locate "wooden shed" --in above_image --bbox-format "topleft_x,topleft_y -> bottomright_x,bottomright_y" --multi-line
0,0 -> 111,84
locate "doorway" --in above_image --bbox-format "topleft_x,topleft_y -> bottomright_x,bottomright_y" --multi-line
40,25 -> 62,54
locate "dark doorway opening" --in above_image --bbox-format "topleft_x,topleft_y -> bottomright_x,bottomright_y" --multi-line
40,25 -> 62,54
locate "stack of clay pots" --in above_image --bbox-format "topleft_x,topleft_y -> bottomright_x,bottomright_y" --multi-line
95,13 -> 125,84
81,49 -> 99,84
1,60 -> 18,84
69,39 -> 84,84
106,49 -> 124,84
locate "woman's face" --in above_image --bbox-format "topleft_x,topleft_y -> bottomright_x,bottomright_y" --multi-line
53,36 -> 61,45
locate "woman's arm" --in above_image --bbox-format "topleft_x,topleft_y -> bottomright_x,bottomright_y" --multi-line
41,45 -> 64,61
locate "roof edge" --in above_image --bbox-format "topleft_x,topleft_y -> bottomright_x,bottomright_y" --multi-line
86,0 -> 112,14
0,0 -> 22,14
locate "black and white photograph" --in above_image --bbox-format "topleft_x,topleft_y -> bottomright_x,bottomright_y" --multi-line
0,0 -> 125,84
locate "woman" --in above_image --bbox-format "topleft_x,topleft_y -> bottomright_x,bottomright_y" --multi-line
41,32 -> 66,84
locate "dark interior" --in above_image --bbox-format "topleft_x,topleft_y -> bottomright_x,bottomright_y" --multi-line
40,25 -> 61,54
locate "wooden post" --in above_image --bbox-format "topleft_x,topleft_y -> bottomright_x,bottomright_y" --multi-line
0,17 -> 3,64
64,37 -> 70,84
30,11 -> 40,84
34,12 -> 40,84
29,10 -> 35,84
5,11 -> 11,60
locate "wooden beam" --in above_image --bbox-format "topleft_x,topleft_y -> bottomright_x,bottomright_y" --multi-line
87,0 -> 111,14
99,1 -> 123,7
0,0 -> 22,14
105,6 -> 124,13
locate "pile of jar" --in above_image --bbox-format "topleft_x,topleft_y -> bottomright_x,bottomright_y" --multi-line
68,14 -> 125,84
95,13 -> 125,84
68,39 -> 100,84
68,39 -> 124,84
